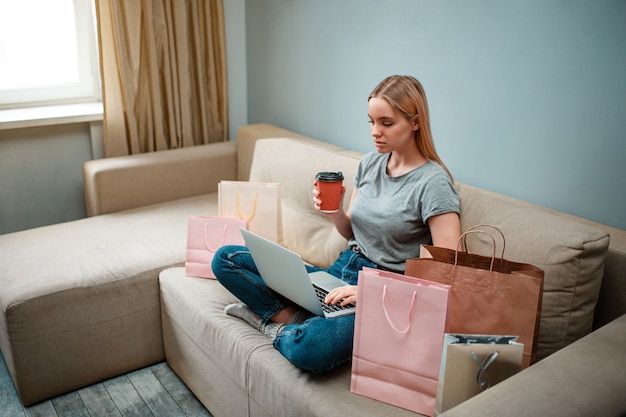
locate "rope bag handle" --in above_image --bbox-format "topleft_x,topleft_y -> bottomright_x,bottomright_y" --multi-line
236,190 -> 258,221
382,285 -> 418,334
461,224 -> 506,259
204,223 -> 228,253
454,230 -> 497,271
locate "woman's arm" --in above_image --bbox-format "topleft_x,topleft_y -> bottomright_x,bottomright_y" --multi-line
428,212 -> 461,250
325,205 -> 460,307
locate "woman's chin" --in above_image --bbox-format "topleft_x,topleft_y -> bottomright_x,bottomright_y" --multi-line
374,143 -> 388,152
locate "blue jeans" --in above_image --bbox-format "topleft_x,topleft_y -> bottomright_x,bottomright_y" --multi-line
212,245 -> 378,373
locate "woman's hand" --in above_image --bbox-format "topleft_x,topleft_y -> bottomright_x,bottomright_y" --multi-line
312,184 -> 323,211
312,182 -> 347,215
312,184 -> 356,241
324,285 -> 358,306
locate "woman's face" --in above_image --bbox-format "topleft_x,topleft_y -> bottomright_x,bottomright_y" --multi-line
368,97 -> 417,154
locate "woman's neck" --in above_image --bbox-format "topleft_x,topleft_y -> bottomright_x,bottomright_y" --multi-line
386,146 -> 427,177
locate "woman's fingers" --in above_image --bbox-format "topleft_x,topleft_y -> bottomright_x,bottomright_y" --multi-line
324,285 -> 357,306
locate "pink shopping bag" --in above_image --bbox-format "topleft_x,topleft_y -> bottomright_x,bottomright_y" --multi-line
351,267 -> 450,416
185,216 -> 248,279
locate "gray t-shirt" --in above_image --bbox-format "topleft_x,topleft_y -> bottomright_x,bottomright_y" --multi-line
348,151 -> 460,272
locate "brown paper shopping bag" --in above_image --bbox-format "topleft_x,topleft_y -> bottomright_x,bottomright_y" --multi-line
405,225 -> 544,368
435,334 -> 523,415
218,181 -> 282,243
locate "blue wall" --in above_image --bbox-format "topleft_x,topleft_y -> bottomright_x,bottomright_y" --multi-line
244,0 -> 626,230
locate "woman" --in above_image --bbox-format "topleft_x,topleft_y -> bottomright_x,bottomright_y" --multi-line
212,75 -> 461,373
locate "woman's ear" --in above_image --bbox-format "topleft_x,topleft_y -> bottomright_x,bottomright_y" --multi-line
412,118 -> 420,131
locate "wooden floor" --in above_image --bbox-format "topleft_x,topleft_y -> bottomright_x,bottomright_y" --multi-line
0,352 -> 213,417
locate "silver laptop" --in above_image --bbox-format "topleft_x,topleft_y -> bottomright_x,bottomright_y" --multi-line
240,228 -> 356,318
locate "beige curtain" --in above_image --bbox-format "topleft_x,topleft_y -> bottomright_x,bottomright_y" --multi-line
96,0 -> 228,156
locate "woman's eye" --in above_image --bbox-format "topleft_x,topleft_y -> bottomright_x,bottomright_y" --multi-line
368,120 -> 393,127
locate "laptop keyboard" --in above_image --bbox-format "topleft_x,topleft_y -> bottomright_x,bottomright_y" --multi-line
312,283 -> 355,313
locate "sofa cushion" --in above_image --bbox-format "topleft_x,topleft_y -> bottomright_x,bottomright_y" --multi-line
249,138 -> 362,268
0,193 -> 217,405
456,183 -> 610,361
159,267 -> 420,417
247,341 -> 422,417
159,269 -> 253,417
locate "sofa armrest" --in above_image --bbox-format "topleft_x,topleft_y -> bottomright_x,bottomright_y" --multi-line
439,314 -> 626,417
83,141 -> 237,216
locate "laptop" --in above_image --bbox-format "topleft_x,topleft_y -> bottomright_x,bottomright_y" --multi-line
240,228 -> 356,318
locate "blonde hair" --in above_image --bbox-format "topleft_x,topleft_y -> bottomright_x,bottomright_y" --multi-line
369,75 -> 453,181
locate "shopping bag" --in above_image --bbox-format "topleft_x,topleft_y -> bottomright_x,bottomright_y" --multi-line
435,334 -> 523,415
185,216 -> 248,279
218,181 -> 282,243
405,225 -> 544,368
351,267 -> 451,416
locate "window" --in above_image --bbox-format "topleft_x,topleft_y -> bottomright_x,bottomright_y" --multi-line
0,0 -> 100,109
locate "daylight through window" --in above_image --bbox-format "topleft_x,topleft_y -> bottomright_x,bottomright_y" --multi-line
0,0 -> 100,109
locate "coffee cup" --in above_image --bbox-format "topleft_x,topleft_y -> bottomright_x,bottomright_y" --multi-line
315,171 -> 344,213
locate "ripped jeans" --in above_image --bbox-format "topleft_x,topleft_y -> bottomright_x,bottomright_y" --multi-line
212,245 -> 378,373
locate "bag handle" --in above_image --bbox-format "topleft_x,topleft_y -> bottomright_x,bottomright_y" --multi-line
205,224 -> 228,253
236,190 -> 258,221
470,351 -> 499,391
455,230 -> 497,270
462,224 -> 506,258
382,285 -> 417,334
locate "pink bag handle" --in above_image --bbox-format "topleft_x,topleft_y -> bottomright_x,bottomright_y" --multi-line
205,224 -> 228,253
382,285 -> 418,334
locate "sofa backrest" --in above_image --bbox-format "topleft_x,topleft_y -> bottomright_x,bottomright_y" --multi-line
236,124 -> 316,182
456,182 -> 610,361
248,137 -> 361,268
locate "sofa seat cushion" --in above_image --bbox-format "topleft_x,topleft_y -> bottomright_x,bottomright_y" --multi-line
246,339 -> 425,417
159,268 -> 255,416
0,193 -> 217,405
248,138 -> 362,268
1,194 -> 217,304
159,267 -> 421,417
456,183 -> 610,361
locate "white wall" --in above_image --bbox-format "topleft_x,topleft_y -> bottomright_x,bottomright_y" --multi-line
245,0 -> 626,230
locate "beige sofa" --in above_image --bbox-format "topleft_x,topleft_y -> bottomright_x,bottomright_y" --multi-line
0,124 -> 624,416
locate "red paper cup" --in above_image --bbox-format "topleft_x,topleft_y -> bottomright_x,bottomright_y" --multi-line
315,171 -> 344,213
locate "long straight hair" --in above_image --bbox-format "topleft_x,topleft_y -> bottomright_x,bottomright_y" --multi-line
369,75 -> 454,181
